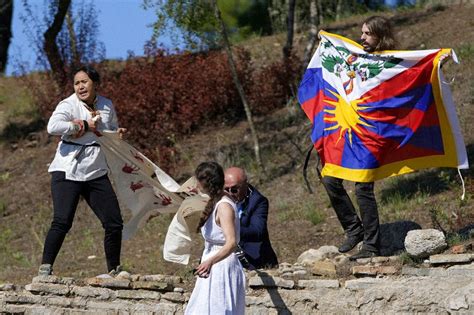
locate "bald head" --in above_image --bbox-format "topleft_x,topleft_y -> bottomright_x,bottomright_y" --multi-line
224,167 -> 248,202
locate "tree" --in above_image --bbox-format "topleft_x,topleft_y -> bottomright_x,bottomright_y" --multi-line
283,0 -> 296,59
43,0 -> 71,86
143,0 -> 272,50
18,0 -> 104,86
0,0 -> 13,74
210,0 -> 265,174
302,0 -> 319,70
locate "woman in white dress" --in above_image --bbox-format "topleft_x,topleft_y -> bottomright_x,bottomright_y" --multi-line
185,161 -> 246,315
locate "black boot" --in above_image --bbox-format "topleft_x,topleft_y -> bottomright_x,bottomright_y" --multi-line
338,234 -> 363,253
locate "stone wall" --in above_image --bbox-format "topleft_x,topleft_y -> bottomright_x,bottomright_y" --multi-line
1,255 -> 474,314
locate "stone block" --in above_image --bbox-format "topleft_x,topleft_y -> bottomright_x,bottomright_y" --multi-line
161,292 -> 187,303
428,268 -> 448,277
85,277 -> 131,289
248,276 -> 294,289
352,266 -> 378,276
355,258 -> 372,264
0,283 -> 15,291
152,302 -> 182,313
4,293 -> 43,304
298,279 -> 339,289
116,289 -> 161,300
25,283 -> 70,295
344,278 -> 388,290
293,270 -> 308,278
138,274 -> 182,284
131,280 -> 173,291
87,299 -> 134,311
280,272 -> 293,279
311,261 -> 337,277
45,296 -> 73,307
447,263 -> 474,277
278,262 -> 292,269
32,275 -> 75,285
71,286 -> 114,299
405,229 -> 447,259
352,265 -> 398,276
429,253 -> 473,264
401,266 -> 430,276
297,246 -> 339,265
280,267 -> 292,274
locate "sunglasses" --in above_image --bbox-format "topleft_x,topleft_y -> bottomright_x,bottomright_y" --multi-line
224,184 -> 242,194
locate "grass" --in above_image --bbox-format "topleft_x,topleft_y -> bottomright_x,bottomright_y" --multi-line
275,198 -> 326,226
0,199 -> 6,217
457,42 -> 474,61
0,77 -> 37,121
446,233 -> 464,247
398,251 -> 423,266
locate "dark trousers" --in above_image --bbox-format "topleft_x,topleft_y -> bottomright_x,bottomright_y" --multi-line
42,171 -> 123,272
321,176 -> 379,252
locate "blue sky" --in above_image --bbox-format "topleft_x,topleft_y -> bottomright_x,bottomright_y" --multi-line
6,0 -> 171,75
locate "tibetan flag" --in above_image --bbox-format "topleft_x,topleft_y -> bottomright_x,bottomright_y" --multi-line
298,30 -> 468,182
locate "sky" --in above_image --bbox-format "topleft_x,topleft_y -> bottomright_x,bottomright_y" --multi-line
6,0 -> 171,75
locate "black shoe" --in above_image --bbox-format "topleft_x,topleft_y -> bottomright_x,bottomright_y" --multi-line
349,249 -> 378,261
338,234 -> 363,253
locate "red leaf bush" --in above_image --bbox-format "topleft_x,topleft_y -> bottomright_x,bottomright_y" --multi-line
29,48 -> 301,172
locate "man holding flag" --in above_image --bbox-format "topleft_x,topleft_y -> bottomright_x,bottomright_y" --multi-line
298,16 -> 468,261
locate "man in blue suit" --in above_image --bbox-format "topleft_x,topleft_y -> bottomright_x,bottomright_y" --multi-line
224,167 -> 278,270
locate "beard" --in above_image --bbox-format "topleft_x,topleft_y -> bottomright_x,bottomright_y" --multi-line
361,41 -> 376,52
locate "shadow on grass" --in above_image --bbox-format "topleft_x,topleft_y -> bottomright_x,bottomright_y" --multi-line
0,118 -> 45,143
380,142 -> 473,203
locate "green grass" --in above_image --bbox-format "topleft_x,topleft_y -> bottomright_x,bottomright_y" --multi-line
275,198 -> 326,226
398,251 -> 423,266
378,189 -> 429,221
0,77 -> 37,121
456,42 -> 474,61
446,233 -> 464,247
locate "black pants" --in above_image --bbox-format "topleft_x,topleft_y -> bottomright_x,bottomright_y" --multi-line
321,176 -> 379,252
42,171 -> 123,272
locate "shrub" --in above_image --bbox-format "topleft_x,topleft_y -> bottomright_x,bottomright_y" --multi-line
26,47 -> 303,172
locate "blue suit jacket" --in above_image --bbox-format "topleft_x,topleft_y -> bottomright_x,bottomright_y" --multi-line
239,185 -> 278,269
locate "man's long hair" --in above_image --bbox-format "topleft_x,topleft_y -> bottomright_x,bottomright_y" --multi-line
195,161 -> 225,232
363,16 -> 397,51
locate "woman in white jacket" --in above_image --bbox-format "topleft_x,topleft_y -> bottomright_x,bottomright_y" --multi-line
38,65 -> 124,277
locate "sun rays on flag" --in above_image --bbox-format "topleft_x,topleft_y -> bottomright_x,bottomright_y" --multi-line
323,89 -> 374,145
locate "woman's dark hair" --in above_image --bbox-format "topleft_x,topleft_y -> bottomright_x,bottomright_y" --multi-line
195,161 -> 225,232
363,16 -> 397,51
73,65 -> 101,84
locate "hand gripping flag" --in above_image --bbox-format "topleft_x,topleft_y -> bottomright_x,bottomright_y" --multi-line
298,31 -> 468,183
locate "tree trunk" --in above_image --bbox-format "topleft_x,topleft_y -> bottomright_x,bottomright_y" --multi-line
335,0 -> 343,21
0,0 -> 13,74
283,0 -> 296,59
317,0 -> 323,26
43,0 -> 71,87
302,0 -> 319,70
211,0 -> 265,175
65,8 -> 80,68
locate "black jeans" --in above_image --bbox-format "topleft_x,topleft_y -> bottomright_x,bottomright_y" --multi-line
42,171 -> 123,272
321,176 -> 379,252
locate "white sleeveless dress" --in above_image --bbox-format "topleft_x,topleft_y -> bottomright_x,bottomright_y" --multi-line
185,196 -> 246,315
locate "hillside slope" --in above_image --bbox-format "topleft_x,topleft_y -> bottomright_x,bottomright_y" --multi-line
0,4 -> 473,284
